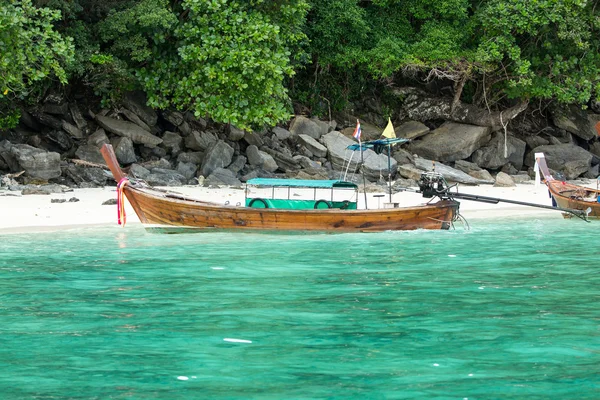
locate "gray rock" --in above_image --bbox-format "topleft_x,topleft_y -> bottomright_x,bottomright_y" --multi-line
289,116 -> 322,139
228,125 -> 245,141
162,110 -> 184,127
75,144 -> 106,165
228,155 -> 247,173
88,129 -> 109,147
61,120 -> 83,139
30,110 -> 62,130
525,144 -> 593,180
298,134 -> 327,158
246,145 -> 278,172
273,126 -> 292,141
10,144 -> 61,180
184,130 -> 217,151
398,164 -> 423,181
469,169 -> 494,182
392,148 -> 414,166
454,159 -> 482,174
47,130 -> 73,151
111,136 -> 137,164
129,163 -> 151,179
177,151 -> 204,165
176,161 -> 198,180
200,140 -> 234,177
550,104 -> 597,140
162,131 -> 183,155
408,122 -> 491,162
396,120 -> 430,140
146,168 -> 187,186
362,152 -> 397,182
204,168 -> 243,187
494,172 -> 516,187
471,132 -> 526,170
414,157 -> 493,184
242,131 -> 264,147
261,147 -> 300,172
96,115 -> 162,147
122,91 -> 158,126
322,131 -> 374,171
43,102 -> 69,116
65,165 -> 108,187
120,108 -> 152,132
69,103 -> 87,130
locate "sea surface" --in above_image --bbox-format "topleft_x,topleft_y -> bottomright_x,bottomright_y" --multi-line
0,218 -> 599,399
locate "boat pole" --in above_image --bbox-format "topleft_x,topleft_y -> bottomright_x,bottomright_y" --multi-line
387,143 -> 392,203
359,139 -> 368,209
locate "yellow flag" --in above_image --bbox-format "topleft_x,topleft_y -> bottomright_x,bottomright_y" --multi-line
381,117 -> 395,139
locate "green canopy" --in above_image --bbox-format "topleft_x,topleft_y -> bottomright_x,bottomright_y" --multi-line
246,178 -> 357,189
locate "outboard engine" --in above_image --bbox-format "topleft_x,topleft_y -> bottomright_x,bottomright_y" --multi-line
418,172 -> 450,199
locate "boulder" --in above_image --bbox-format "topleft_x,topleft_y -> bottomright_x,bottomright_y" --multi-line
246,145 -> 278,172
525,144 -> 593,180
289,116 -> 322,139
414,157 -> 493,184
272,126 -> 292,141
120,108 -> 152,132
550,104 -> 598,140
47,130 -> 73,151
176,161 -> 198,180
122,91 -> 158,127
75,144 -> 106,165
184,130 -> 217,151
471,132 -> 526,170
162,131 -> 184,155
204,168 -> 243,187
396,120 -> 430,140
322,131 -> 376,171
10,144 -> 61,180
200,140 -> 234,177
228,125 -> 245,142
242,131 -> 265,147
408,122 -> 491,162
61,120 -> 83,139
69,103 -> 88,130
96,115 -> 162,147
111,136 -> 136,165
362,152 -> 397,182
494,172 -> 516,187
227,155 -> 247,173
88,129 -> 110,147
298,134 -> 327,158
261,147 -> 300,172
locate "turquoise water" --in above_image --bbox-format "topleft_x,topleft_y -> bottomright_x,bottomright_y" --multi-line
0,219 -> 599,399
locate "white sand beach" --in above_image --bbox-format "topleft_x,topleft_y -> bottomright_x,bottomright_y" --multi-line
0,180 -> 581,234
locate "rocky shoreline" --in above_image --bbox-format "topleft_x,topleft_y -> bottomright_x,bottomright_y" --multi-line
1,90 -> 600,195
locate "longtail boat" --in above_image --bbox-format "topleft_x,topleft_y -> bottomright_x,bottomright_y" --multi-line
100,144 -> 460,232
535,152 -> 600,219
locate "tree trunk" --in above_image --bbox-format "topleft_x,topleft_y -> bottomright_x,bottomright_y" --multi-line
394,87 -> 529,131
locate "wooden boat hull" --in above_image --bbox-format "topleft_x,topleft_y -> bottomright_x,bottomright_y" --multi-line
123,185 -> 459,232
546,180 -> 600,219
101,144 -> 459,232
535,153 -> 600,219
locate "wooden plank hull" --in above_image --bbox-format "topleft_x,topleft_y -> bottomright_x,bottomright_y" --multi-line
100,143 -> 459,232
546,180 -> 600,219
123,186 -> 459,232
535,152 -> 600,219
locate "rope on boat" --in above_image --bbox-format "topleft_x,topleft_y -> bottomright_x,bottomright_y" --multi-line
117,177 -> 129,226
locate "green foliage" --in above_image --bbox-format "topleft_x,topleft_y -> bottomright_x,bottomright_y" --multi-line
474,0 -> 600,105
0,0 -> 74,128
131,0 -> 309,130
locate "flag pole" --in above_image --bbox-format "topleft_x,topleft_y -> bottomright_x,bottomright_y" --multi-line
359,135 -> 368,209
387,143 -> 392,203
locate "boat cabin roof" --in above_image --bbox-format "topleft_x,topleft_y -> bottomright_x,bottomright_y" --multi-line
246,178 -> 358,189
